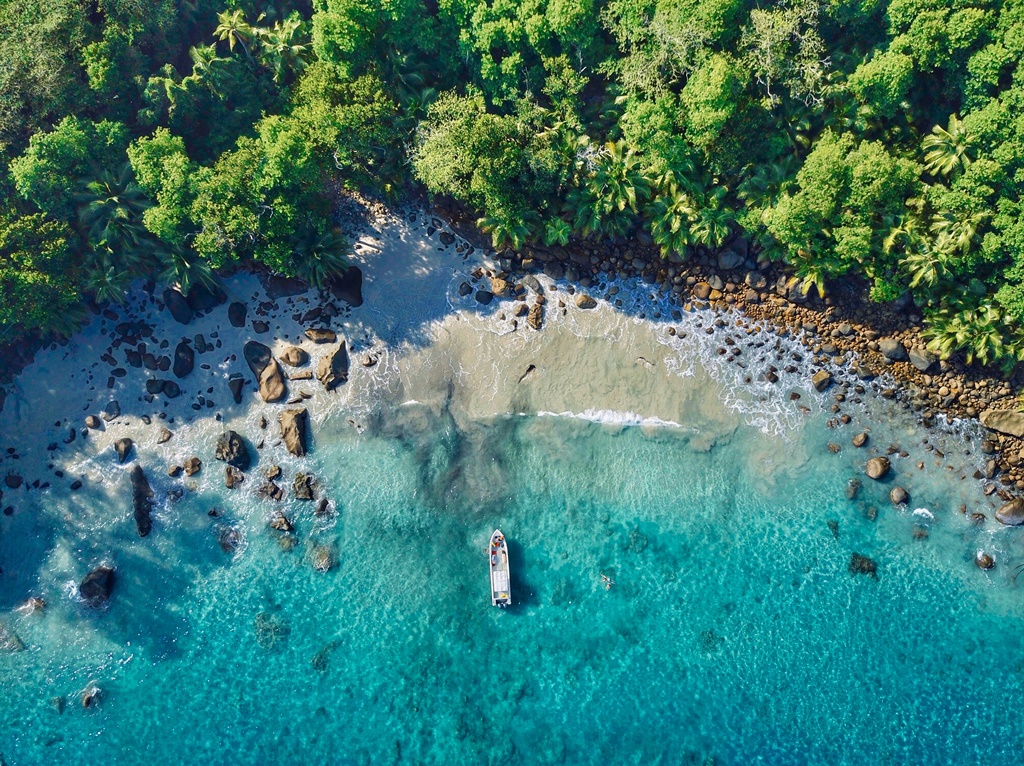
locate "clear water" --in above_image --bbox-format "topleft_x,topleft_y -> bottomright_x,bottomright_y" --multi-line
2,215 -> 1024,764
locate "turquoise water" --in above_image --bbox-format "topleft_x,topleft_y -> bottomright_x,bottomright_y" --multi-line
3,397 -> 1024,764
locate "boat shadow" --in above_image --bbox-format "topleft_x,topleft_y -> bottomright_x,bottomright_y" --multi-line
505,538 -> 538,610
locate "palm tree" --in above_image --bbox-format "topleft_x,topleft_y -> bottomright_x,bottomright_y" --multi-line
922,302 -> 1016,367
569,141 -> 651,238
290,227 -> 350,289
257,17 -> 311,83
158,246 -> 219,297
902,248 -> 951,290
922,115 -> 974,178
543,217 -> 572,247
690,187 -> 734,249
644,186 -> 696,258
76,164 -> 152,262
929,209 -> 989,254
214,9 -> 261,64
478,212 -> 536,252
85,256 -> 134,306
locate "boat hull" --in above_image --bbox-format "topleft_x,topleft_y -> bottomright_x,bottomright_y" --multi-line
489,530 -> 511,607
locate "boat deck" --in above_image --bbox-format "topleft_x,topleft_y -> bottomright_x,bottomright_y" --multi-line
489,530 -> 511,607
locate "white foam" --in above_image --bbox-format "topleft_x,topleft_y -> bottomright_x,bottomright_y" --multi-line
535,408 -> 686,429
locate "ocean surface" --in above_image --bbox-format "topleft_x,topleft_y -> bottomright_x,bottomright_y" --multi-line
2,213 -> 1024,764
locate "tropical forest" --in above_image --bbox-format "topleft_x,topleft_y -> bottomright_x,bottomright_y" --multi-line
2,0 -> 1024,367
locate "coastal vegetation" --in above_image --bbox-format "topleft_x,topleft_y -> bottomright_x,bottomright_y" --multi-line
2,0 -> 1024,368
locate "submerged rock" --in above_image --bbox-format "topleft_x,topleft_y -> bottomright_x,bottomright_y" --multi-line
848,553 -> 877,578
254,612 -> 290,651
79,566 -> 115,606
215,431 -> 251,470
0,621 -> 25,652
865,457 -> 890,480
311,544 -> 336,573
130,464 -> 154,536
975,551 -> 995,570
280,408 -> 308,457
317,342 -> 349,391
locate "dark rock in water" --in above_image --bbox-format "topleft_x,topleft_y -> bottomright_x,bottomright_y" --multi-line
995,498 -> 1024,526
266,275 -> 308,298
185,282 -> 226,312
293,472 -> 314,500
305,327 -> 337,344
216,524 -> 241,553
163,288 -> 193,324
811,370 -> 832,392
254,612 -> 290,650
225,465 -> 244,489
315,498 -> 332,517
102,400 -> 120,421
243,341 -> 273,378
114,438 -> 133,464
228,301 -> 247,328
311,639 -> 342,673
845,479 -> 861,500
5,472 -> 23,489
889,486 -> 909,505
228,375 -> 244,404
474,290 -> 493,305
865,457 -> 890,480
969,512 -> 987,526
81,684 -> 101,708
269,511 -> 294,533
173,341 -> 194,378
252,321 -> 270,334
265,465 -> 282,480
259,482 -> 284,501
85,415 -> 101,429
827,520 -> 839,539
975,551 -> 995,570
162,380 -> 181,399
215,430 -> 251,470
317,342 -> 349,391
458,281 -> 472,297
145,379 -> 165,395
183,457 -> 201,476
79,566 -> 115,605
330,265 -> 363,308
311,544 -> 336,572
852,432 -> 869,448
848,553 -> 877,578
157,427 -> 173,444
130,465 -> 154,537
168,465 -> 183,477
280,408 -> 308,457
280,346 -> 309,367
0,621 -> 26,652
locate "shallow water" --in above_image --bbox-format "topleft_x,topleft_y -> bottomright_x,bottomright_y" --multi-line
2,214 -> 1024,764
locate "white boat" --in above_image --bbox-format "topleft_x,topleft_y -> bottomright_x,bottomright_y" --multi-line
489,530 -> 511,607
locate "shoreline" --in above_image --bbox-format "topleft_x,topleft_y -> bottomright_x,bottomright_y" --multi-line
433,200 -> 1024,491
0,202 -> 1017,547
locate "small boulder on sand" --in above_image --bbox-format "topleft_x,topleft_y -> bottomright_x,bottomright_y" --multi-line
317,342 -> 349,391
280,346 -> 309,367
